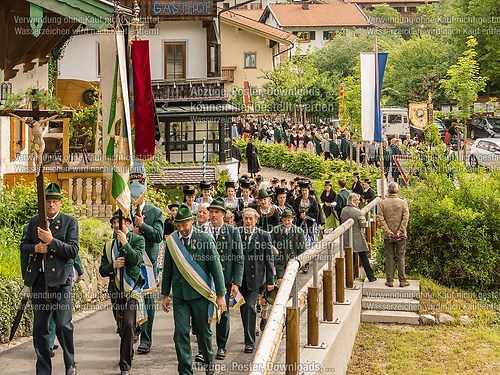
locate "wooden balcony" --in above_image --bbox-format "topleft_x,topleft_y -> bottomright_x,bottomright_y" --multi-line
152,78 -> 227,103
221,66 -> 236,83
3,169 -> 113,218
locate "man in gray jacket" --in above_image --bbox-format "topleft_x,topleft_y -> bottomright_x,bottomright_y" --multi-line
377,182 -> 410,287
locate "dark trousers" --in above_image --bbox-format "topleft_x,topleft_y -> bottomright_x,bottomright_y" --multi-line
216,285 -> 231,350
173,297 -> 213,375
32,273 -> 75,375
357,251 -> 375,280
239,284 -> 260,347
112,295 -> 137,371
139,257 -> 157,347
384,239 -> 407,281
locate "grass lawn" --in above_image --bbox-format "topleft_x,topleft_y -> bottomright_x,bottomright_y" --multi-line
347,278 -> 500,375
347,323 -> 500,375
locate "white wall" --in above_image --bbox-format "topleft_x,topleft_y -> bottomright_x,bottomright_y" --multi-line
59,34 -> 100,82
0,64 -> 49,179
59,21 -> 208,81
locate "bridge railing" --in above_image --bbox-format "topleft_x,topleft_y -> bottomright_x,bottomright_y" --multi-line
250,197 -> 381,375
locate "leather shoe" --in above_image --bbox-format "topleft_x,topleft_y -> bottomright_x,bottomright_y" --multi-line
137,343 -> 150,354
260,318 -> 267,331
121,371 -> 130,375
195,352 -> 206,364
368,277 -> 377,282
66,363 -> 77,375
244,345 -> 254,353
216,347 -> 227,360
399,280 -> 410,287
385,280 -> 394,287
302,263 -> 310,274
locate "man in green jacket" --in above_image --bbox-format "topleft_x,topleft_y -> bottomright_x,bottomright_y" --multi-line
271,208 -> 306,284
162,204 -> 226,375
208,198 -> 244,360
130,161 -> 164,354
99,210 -> 145,375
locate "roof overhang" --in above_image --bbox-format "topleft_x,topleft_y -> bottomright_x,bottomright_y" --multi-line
221,14 -> 295,45
28,0 -> 132,30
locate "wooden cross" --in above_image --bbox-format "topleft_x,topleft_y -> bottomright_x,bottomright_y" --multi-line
0,100 -> 72,229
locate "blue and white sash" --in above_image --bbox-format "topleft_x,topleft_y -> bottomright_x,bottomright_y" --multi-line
107,239 -> 147,326
166,232 -> 221,323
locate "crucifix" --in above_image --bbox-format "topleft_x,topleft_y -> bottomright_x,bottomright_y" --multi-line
0,97 -> 72,229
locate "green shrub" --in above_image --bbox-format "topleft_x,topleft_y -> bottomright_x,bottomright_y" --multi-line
214,169 -> 231,198
78,217 -> 111,258
0,276 -> 33,343
401,170 -> 500,292
236,139 -> 381,184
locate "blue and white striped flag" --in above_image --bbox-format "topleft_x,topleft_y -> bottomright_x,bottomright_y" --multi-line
360,52 -> 388,142
141,252 -> 157,295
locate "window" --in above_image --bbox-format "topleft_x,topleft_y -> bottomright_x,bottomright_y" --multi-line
244,52 -> 256,69
207,42 -> 219,77
309,31 -> 316,40
164,117 -> 232,163
323,31 -> 336,40
388,114 -> 402,124
406,6 -> 417,12
394,7 -> 404,12
164,42 -> 186,79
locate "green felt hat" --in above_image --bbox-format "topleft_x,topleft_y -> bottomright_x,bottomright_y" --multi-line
256,189 -> 270,199
110,209 -> 133,224
174,204 -> 195,224
168,200 -> 181,210
208,197 -> 227,213
45,183 -> 62,200
281,208 -> 295,219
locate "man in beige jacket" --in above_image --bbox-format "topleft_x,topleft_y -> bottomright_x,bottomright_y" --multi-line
377,182 -> 410,287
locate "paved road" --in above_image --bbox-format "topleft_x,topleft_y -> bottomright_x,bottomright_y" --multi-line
0,264 -> 325,375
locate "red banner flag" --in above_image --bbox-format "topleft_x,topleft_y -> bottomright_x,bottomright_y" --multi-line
131,40 -> 156,160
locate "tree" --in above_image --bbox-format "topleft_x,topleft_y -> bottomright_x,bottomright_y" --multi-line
383,35 -> 455,106
440,36 -> 487,125
468,0 -> 500,93
260,47 -> 339,118
313,33 -> 376,78
339,66 -> 362,141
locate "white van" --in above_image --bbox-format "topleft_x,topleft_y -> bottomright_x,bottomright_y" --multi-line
381,107 -> 410,138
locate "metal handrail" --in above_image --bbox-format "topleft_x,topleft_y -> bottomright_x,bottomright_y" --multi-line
250,196 -> 382,374
250,219 -> 354,374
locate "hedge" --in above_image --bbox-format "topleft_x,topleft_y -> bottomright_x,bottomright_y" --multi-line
236,139 -> 381,187
400,171 -> 500,292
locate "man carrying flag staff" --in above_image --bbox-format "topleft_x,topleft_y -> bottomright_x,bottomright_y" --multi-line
207,198 -> 244,360
99,210 -> 146,375
129,161 -> 164,354
162,204 -> 226,375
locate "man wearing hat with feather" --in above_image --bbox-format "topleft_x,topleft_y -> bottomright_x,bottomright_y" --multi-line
161,204 -> 226,375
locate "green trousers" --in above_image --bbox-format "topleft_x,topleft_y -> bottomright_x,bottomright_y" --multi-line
173,297 -> 213,375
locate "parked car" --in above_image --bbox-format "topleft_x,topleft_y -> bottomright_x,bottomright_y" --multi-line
469,138 -> 500,169
410,119 -> 447,141
468,116 -> 500,139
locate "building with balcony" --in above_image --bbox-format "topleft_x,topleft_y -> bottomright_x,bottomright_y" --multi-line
0,0 -> 131,184
259,1 -> 372,55
220,9 -> 296,91
57,0 -> 240,182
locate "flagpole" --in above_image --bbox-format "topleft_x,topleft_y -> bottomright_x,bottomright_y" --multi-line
375,37 -> 386,199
